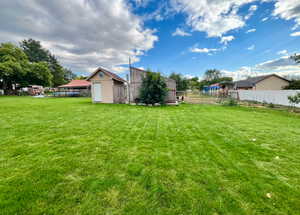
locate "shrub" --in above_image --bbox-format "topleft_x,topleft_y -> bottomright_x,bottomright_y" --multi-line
262,101 -> 268,106
284,80 -> 300,90
288,93 -> 300,109
268,103 -> 275,108
223,98 -> 238,106
139,70 -> 168,105
134,98 -> 140,105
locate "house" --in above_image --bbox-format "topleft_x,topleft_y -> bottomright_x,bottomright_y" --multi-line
129,67 -> 177,103
58,80 -> 91,97
234,74 -> 290,90
87,67 -> 127,103
203,81 -> 234,97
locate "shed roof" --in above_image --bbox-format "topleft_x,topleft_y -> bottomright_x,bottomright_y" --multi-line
86,67 -> 126,83
130,67 -> 145,72
59,80 -> 91,88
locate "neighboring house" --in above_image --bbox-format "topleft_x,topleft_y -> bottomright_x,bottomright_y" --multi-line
234,74 -> 290,90
58,80 -> 91,97
87,67 -> 127,103
203,81 -> 233,96
129,67 -> 177,103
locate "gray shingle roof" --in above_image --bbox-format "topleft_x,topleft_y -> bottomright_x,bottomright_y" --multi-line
234,74 -> 290,88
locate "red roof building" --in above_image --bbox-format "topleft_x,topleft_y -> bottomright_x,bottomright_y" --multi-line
58,80 -> 91,89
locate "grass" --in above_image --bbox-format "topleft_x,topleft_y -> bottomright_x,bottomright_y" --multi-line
0,97 -> 300,215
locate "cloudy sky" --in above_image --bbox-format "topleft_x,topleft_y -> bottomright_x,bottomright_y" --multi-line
1,0 -> 300,79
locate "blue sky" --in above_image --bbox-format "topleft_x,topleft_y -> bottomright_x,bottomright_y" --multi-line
0,0 -> 300,80
129,0 -> 300,79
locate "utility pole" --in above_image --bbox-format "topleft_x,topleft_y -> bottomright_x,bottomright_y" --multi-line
128,57 -> 132,104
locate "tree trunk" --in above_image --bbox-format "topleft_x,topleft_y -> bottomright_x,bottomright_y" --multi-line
2,79 -> 8,95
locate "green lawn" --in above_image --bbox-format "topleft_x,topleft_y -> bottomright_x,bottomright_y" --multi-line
1,97 -> 300,215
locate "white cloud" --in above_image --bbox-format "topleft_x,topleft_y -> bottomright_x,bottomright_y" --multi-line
221,56 -> 300,80
245,5 -> 258,20
170,0 -> 257,37
184,74 -> 194,79
172,28 -> 191,36
246,28 -> 256,33
249,5 -> 258,12
291,24 -> 299,31
167,0 -> 300,38
220,35 -> 235,45
223,69 -> 300,81
221,67 -> 253,81
247,45 -> 255,50
169,0 -> 300,38
142,3 -> 171,21
133,0 -> 152,7
273,0 -> 300,27
190,47 -> 219,54
0,0 -> 158,74
277,49 -> 288,55
255,56 -> 300,72
290,31 -> 300,37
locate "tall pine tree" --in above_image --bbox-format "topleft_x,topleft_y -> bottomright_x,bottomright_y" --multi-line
20,39 -> 76,86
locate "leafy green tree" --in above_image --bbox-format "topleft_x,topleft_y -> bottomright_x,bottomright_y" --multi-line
284,80 -> 300,89
169,73 -> 188,91
204,69 -> 221,81
139,70 -> 167,105
288,93 -> 300,109
76,75 -> 88,80
188,77 -> 200,90
25,62 -> 53,87
0,43 -> 30,93
285,54 -> 300,89
291,54 -> 300,64
0,39 -> 77,92
217,77 -> 233,83
20,39 -> 76,86
20,39 -> 49,63
64,68 -> 77,81
48,54 -> 67,86
198,69 -> 233,90
198,80 -> 211,90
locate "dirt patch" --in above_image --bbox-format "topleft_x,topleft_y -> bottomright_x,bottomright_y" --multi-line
185,96 -> 219,104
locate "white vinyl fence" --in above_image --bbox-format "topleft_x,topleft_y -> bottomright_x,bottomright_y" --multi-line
229,90 -> 300,107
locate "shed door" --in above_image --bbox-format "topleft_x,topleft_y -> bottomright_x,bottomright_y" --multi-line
93,83 -> 102,102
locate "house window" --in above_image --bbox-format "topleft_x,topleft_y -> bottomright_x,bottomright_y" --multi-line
99,72 -> 104,78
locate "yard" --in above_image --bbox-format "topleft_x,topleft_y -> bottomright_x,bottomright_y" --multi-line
1,97 -> 300,215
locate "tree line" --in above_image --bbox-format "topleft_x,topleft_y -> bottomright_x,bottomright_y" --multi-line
0,39 -> 76,94
169,69 -> 233,91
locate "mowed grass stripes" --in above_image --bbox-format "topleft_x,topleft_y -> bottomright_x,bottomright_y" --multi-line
0,97 -> 300,215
